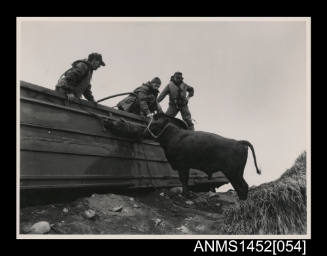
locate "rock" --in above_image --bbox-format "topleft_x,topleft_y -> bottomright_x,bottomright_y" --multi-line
194,197 -> 207,205
217,194 -> 237,204
30,221 -> 51,234
159,192 -> 165,197
63,208 -> 69,213
75,202 -> 84,209
176,225 -> 191,234
185,200 -> 194,205
22,225 -> 33,234
34,210 -> 45,214
122,208 -> 130,214
152,218 -> 162,227
195,225 -> 205,232
84,209 -> 96,219
208,191 -> 217,198
129,197 -> 135,201
112,206 -> 123,212
133,204 -> 140,208
57,221 -> 93,234
169,187 -> 183,195
215,203 -> 221,207
87,194 -> 135,217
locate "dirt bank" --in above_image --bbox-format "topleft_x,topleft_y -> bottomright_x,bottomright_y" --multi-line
20,188 -> 238,235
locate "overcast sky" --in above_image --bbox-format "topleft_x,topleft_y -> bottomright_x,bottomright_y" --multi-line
17,18 -> 310,190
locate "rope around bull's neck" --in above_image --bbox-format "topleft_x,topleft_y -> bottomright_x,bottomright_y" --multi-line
143,116 -> 170,139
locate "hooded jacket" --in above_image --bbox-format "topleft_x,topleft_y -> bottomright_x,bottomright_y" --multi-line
157,77 -> 194,108
56,59 -> 95,101
117,82 -> 162,116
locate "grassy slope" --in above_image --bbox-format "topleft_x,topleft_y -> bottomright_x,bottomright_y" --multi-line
220,152 -> 307,235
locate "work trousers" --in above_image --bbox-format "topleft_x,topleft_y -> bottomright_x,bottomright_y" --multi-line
165,103 -> 194,130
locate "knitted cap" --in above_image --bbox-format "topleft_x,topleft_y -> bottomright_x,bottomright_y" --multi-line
151,77 -> 161,85
88,52 -> 106,66
173,71 -> 183,77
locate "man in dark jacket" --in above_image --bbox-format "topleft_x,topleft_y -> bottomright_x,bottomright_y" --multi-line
55,52 -> 106,102
117,77 -> 163,117
157,72 -> 195,130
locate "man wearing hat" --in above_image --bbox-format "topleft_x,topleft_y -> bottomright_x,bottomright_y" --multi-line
55,52 -> 106,102
157,72 -> 195,130
117,77 -> 164,117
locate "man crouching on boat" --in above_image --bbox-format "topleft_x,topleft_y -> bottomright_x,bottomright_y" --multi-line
117,77 -> 164,119
55,52 -> 106,102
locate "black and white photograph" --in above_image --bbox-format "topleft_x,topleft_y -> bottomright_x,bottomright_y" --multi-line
17,17 -> 310,238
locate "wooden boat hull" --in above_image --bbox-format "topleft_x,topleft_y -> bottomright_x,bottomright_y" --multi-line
20,81 -> 228,191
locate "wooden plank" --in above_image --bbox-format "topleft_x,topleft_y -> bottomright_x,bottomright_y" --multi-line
20,151 -> 174,176
21,136 -> 168,162
20,80 -> 145,123
20,183 -> 135,190
20,175 -> 180,180
20,150 -> 226,179
20,99 -> 145,140
20,123 -> 159,146
20,176 -> 226,190
21,122 -> 157,147
20,173 -> 226,181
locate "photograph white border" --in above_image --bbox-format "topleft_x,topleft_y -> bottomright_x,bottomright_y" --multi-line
16,16 -> 311,239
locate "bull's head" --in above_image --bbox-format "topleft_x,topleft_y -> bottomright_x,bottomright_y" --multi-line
148,116 -> 170,135
146,114 -> 188,139
153,113 -> 188,129
104,118 -> 144,140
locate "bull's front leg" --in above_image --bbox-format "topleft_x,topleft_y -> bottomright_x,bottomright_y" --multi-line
178,169 -> 190,197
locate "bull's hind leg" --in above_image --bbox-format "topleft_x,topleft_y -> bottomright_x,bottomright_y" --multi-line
224,172 -> 249,200
239,178 -> 249,200
178,168 -> 190,197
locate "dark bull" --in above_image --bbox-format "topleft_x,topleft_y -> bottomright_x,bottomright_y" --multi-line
148,116 -> 261,200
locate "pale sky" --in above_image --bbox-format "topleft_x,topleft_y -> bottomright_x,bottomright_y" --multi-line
17,18 -> 310,189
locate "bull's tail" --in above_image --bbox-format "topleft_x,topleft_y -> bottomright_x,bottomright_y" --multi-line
239,140 -> 261,175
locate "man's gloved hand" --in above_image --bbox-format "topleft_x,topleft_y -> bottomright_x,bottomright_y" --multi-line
146,113 -> 154,118
67,93 -> 75,101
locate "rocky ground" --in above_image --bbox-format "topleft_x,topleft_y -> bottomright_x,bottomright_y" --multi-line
20,188 -> 239,235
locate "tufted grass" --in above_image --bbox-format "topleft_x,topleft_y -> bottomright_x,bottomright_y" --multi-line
220,152 -> 307,235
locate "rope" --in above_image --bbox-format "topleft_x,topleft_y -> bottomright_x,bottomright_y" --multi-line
142,116 -> 155,137
96,92 -> 136,103
143,116 -> 171,139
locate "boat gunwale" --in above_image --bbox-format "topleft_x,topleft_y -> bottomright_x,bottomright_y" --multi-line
20,80 -> 146,122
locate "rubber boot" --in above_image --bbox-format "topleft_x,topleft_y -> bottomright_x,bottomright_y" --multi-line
185,119 -> 194,130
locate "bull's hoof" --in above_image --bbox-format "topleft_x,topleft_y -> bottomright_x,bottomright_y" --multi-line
238,193 -> 248,201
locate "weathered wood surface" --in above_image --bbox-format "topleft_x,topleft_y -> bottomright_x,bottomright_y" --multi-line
20,81 -> 228,190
